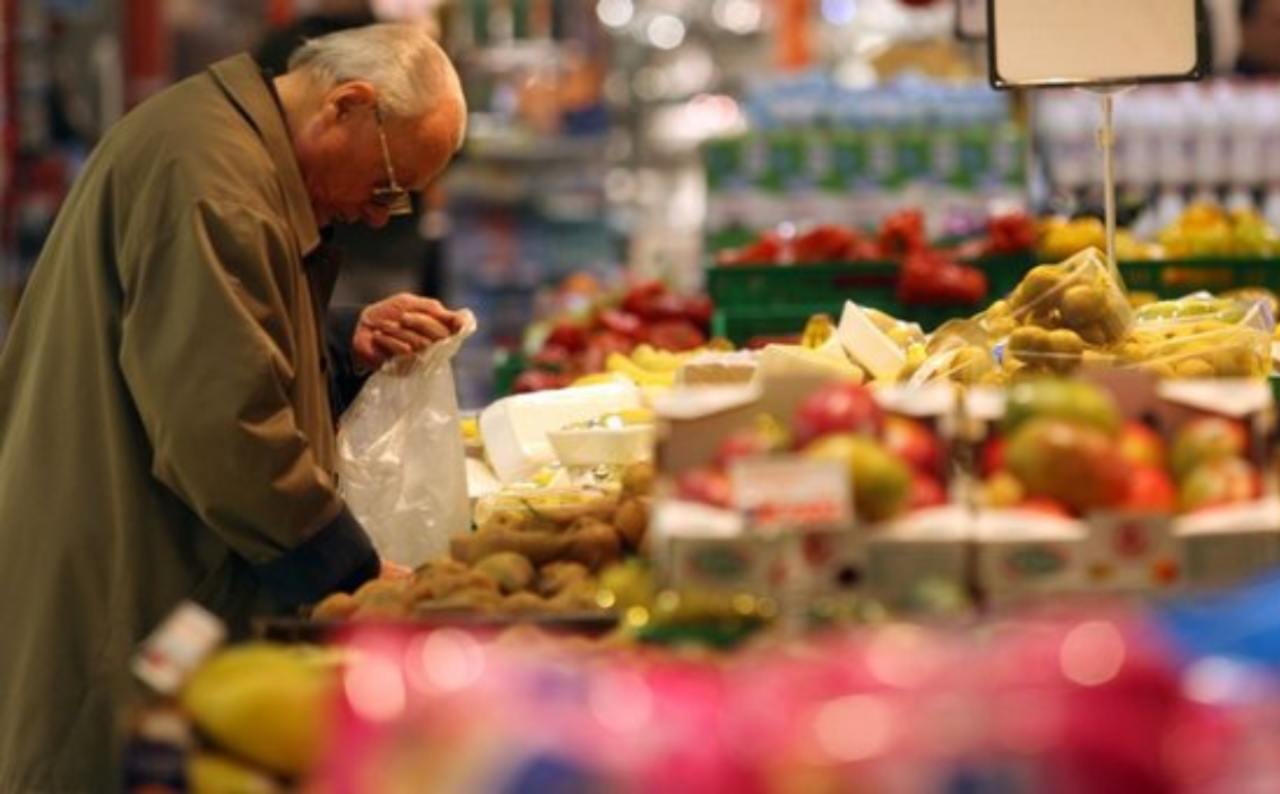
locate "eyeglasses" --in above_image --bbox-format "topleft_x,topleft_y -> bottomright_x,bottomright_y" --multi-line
371,106 -> 413,217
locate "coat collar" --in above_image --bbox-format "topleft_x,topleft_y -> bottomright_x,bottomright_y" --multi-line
208,53 -> 322,257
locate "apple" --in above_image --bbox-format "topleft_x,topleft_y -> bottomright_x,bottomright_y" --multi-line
981,436 -> 1007,478
1123,465 -> 1177,514
908,472 -> 947,511
793,382 -> 885,449
1118,421 -> 1167,469
803,434 -> 911,523
1171,417 -> 1248,480
1179,457 -> 1260,513
1006,418 -> 1129,513
883,416 -> 943,478
676,467 -> 733,509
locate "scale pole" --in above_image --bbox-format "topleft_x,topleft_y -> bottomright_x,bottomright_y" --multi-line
1100,92 -> 1118,272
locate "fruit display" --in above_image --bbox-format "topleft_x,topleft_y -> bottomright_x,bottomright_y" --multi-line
513,279 -> 718,393
1039,204 -> 1280,261
713,210 -> 1004,307
311,462 -> 655,621
977,380 -> 1262,518
714,209 -> 1039,267
673,381 -> 946,525
898,245 -> 1276,386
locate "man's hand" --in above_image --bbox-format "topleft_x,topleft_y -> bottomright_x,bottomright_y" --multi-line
352,293 -> 461,372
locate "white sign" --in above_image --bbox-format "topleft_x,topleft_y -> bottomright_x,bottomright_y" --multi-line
731,457 -> 853,533
990,0 -> 1204,88
1084,513 -> 1181,592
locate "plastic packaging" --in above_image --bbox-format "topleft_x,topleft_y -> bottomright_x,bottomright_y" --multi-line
1118,297 -> 1273,379
337,311 -> 477,567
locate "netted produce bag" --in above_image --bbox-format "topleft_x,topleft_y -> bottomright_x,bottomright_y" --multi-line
983,247 -> 1133,378
900,319 -> 998,387
1116,294 -> 1274,379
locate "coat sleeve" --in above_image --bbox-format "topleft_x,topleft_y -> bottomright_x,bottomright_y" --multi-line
118,198 -> 378,607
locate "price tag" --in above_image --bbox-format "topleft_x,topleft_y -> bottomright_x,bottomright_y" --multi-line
1084,512 -> 1182,592
730,457 -> 852,533
989,0 -> 1205,89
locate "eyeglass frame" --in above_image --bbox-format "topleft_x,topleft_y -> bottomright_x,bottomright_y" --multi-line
371,106 -> 414,217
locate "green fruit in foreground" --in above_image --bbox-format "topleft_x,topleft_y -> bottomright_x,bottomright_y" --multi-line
180,643 -> 338,777
1002,379 -> 1120,437
804,434 -> 912,523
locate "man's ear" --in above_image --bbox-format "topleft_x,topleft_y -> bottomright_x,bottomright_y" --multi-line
327,81 -> 378,121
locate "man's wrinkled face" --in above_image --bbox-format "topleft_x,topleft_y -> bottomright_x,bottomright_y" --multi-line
295,83 -> 465,228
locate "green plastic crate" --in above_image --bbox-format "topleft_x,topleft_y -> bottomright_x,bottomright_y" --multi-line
1118,258 -> 1280,299
706,259 -> 1007,346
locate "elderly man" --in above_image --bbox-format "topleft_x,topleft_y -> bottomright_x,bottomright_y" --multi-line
0,23 -> 466,791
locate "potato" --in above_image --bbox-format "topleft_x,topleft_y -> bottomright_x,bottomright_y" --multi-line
622,462 -> 656,496
311,592 -> 358,621
476,507 -> 530,535
612,498 -> 648,550
538,561 -> 591,598
449,533 -> 475,564
474,552 -> 536,594
503,591 -> 550,613
353,578 -> 409,605
470,528 -> 572,566
565,520 -> 622,570
549,579 -> 601,612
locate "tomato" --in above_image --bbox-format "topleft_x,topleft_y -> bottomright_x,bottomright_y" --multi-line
530,344 -> 573,373
545,321 -> 587,353
878,209 -> 928,257
513,370 -> 571,393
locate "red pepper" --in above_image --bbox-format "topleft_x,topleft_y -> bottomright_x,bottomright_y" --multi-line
985,212 -> 1038,255
715,232 -> 786,266
794,224 -> 863,263
878,209 -> 928,258
530,344 -> 574,373
680,294 -> 714,330
897,249 -> 988,306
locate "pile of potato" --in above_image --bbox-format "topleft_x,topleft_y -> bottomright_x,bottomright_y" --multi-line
311,462 -> 654,621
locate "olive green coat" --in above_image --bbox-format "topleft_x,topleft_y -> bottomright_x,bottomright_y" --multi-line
0,55 -> 377,792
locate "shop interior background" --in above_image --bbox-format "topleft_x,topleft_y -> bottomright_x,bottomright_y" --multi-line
2,0 -> 1277,406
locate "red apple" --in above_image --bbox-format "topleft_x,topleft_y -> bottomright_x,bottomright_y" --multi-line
1123,465 -> 1177,514
714,425 -> 787,468
676,467 -> 733,509
981,436 -> 1007,478
884,416 -> 943,478
793,382 -> 885,449
907,472 -> 947,511
1118,421 -> 1167,468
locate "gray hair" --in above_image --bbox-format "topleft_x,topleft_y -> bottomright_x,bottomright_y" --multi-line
286,23 -> 461,121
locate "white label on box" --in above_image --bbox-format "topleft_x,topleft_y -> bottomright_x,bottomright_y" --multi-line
665,535 -> 777,595
1084,513 -> 1182,592
730,457 -> 852,533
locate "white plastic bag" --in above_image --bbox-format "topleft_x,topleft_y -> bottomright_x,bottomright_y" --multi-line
337,310 -> 477,567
